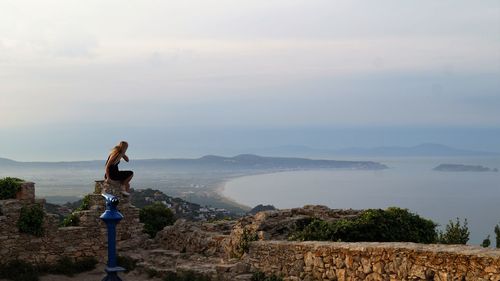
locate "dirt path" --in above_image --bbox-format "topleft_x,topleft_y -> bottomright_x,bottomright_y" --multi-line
40,266 -> 162,281
41,272 -> 160,281
1,265 -> 162,281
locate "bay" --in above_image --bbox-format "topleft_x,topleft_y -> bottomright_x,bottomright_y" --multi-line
223,157 -> 500,245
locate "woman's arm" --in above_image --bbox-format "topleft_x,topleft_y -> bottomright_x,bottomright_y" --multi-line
123,154 -> 129,162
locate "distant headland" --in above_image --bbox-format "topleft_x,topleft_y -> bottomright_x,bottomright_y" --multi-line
0,154 -> 388,170
433,164 -> 498,172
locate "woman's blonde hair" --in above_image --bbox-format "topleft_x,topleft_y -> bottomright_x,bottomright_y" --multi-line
108,141 -> 128,164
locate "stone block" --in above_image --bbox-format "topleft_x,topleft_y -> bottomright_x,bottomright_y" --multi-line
15,182 -> 35,202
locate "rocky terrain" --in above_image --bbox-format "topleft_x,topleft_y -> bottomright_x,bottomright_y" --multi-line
3,182 -> 500,280
60,188 -> 237,222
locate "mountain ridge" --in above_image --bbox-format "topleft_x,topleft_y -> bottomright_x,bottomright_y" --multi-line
0,154 -> 387,170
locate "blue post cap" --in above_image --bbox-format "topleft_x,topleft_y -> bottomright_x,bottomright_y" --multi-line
100,193 -> 124,221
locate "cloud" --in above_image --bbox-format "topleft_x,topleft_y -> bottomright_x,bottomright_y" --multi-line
0,0 -> 498,130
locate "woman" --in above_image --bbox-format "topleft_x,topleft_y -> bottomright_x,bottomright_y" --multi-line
105,141 -> 133,196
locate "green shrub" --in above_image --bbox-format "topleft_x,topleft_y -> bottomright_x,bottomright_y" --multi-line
252,272 -> 266,281
45,256 -> 98,276
72,257 -> 98,273
60,195 -> 91,227
0,177 -> 24,200
0,260 -> 39,281
251,271 -> 283,281
48,257 -> 74,276
495,225 -> 500,248
75,195 -> 91,211
139,203 -> 175,238
481,235 -> 491,248
60,213 -> 80,227
18,204 -> 45,236
437,218 -> 469,245
146,268 -> 160,278
117,255 -> 137,273
235,228 -> 258,257
0,257 -> 97,281
163,270 -> 211,281
289,207 -> 437,244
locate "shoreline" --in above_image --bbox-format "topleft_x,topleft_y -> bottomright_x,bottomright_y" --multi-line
211,177 -> 252,212
209,169 -> 316,211
209,167 -> 387,212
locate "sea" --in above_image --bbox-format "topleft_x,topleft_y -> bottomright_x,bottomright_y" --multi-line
223,156 -> 500,245
2,156 -> 499,245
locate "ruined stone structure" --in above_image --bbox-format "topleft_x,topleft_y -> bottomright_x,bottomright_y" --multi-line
2,182 -> 500,280
147,207 -> 500,280
0,181 -> 146,264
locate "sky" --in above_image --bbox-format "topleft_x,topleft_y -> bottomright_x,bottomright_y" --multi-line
1,0 -> 499,160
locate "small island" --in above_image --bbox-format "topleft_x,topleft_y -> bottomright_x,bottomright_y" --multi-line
433,164 -> 498,172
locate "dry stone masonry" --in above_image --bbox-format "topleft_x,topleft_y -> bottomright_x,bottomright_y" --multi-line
246,241 -> 500,281
150,206 -> 500,280
0,181 -> 146,264
2,182 -> 500,280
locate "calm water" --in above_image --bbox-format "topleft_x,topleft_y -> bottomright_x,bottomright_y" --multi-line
223,157 -> 500,245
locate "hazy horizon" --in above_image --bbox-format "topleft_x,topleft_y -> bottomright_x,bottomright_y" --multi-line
1,131 -> 500,162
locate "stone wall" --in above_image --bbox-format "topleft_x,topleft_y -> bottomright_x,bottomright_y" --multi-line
246,240 -> 500,281
0,181 -> 147,264
144,206 -> 500,280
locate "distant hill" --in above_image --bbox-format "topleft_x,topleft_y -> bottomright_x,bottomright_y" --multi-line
0,157 -> 17,165
0,154 -> 387,170
189,154 -> 386,170
433,164 -> 498,172
332,143 -> 499,157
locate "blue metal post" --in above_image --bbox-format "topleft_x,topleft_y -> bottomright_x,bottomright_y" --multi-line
100,193 -> 125,281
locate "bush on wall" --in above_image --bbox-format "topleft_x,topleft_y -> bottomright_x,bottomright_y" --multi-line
60,195 -> 91,227
290,207 -> 437,244
18,204 -> 45,236
75,195 -> 91,211
60,213 -> 80,227
0,177 -> 24,200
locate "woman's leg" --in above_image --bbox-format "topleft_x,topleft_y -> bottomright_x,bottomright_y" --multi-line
122,171 -> 134,192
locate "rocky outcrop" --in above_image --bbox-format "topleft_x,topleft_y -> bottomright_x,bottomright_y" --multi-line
227,205 -> 362,258
235,205 -> 361,240
153,219 -> 232,257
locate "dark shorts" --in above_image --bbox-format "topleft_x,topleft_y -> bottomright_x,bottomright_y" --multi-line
107,170 -> 133,182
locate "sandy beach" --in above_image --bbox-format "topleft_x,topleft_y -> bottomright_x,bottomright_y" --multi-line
211,178 -> 251,212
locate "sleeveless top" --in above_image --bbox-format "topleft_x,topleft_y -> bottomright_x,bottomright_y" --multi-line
105,155 -> 120,179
